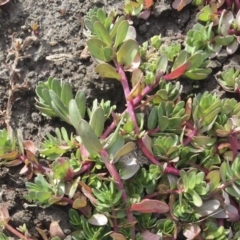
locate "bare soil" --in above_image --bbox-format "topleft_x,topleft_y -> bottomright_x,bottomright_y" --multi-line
0,0 -> 239,239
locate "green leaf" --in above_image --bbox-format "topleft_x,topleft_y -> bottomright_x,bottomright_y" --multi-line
51,79 -> 61,96
89,107 -> 105,137
61,82 -> 73,106
103,47 -> 115,62
97,9 -> 106,24
147,106 -> 158,130
158,116 -> 169,131
184,69 -> 211,80
35,105 -> 56,117
84,18 -> 94,33
49,90 -> 69,121
87,39 -> 107,61
206,170 -> 220,192
156,54 -> 168,73
95,63 -> 121,80
187,52 -> 205,69
77,119 -> 103,154
188,189 -> 203,207
69,99 -> 82,130
41,89 -> 52,106
172,50 -> 188,70
114,20 -> 129,48
106,134 -> 125,157
93,21 -> 112,47
110,16 -> 125,38
116,39 -> 139,66
196,5 -> 212,22
113,142 -> 136,163
215,35 -> 234,46
75,91 -> 86,118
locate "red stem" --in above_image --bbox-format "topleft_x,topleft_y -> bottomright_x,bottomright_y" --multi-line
229,132 -> 238,160
183,128 -> 198,146
100,149 -> 135,238
235,0 -> 240,10
101,72 -> 164,139
5,223 -> 30,240
147,128 -> 160,135
112,208 -> 118,233
116,63 -> 140,135
74,161 -> 93,176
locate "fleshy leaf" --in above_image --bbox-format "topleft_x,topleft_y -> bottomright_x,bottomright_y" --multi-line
119,156 -> 140,179
130,199 -> 169,213
93,21 -> 112,47
117,39 -> 139,67
88,214 -> 108,226
95,63 -> 121,80
195,200 -> 220,217
89,107 -> 105,137
114,20 -> 129,48
87,39 -> 107,61
77,119 -> 103,154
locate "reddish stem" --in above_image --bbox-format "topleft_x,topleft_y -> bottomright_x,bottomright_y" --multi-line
5,223 -> 30,240
74,161 -> 93,176
147,128 -> 160,135
100,149 -> 135,238
229,132 -> 238,160
138,133 -> 180,176
183,128 -> 198,146
235,0 -> 240,10
112,208 -> 118,233
101,72 -> 164,139
116,63 -> 140,135
225,0 -> 232,8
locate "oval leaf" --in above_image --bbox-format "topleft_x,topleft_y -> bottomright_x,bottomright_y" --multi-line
117,39 -> 139,67
77,119 -> 103,154
130,199 -> 169,213
88,214 -> 108,226
87,39 -> 107,61
113,142 -> 136,162
114,20 -> 129,48
119,157 -> 140,179
164,62 -> 190,80
69,99 -> 82,130
195,200 -> 220,217
89,107 -> 105,137
95,63 -> 121,80
93,21 -> 112,47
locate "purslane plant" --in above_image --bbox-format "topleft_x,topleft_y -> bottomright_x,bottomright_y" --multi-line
3,4 -> 240,240
215,67 -> 240,94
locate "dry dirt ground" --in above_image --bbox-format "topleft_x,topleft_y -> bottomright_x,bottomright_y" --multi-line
0,0 -> 240,239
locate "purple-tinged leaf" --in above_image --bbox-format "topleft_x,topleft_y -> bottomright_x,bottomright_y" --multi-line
141,230 -> 160,240
164,62 -> 190,80
130,199 -> 169,213
138,10 -> 151,19
183,224 -> 201,240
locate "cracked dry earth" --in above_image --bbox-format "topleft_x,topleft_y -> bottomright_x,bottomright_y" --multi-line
0,0 -> 239,239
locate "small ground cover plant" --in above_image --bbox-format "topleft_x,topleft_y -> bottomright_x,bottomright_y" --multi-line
2,1 -> 240,240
